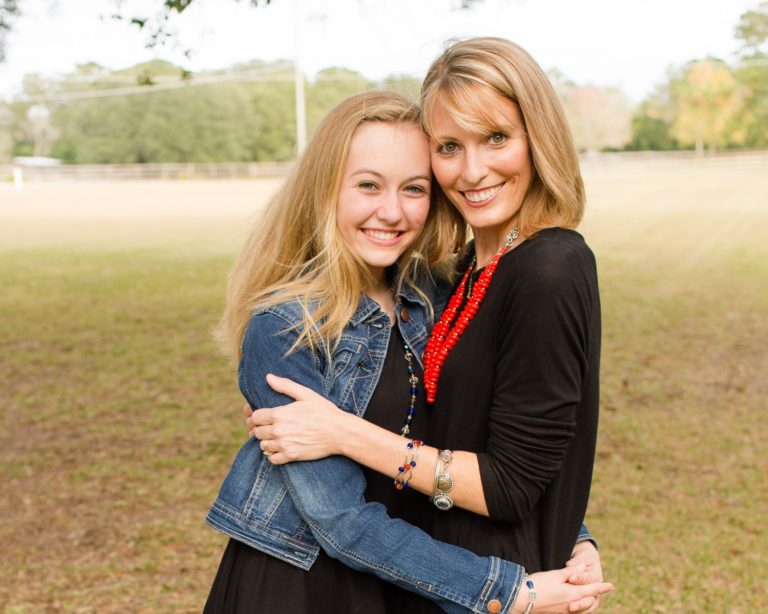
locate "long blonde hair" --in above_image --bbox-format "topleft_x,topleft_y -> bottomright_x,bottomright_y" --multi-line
420,37 -> 585,238
216,91 -> 465,361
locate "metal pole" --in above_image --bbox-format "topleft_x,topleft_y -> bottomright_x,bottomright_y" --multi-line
294,0 -> 307,154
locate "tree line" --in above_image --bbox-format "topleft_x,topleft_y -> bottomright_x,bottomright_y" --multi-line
1,2 -> 765,164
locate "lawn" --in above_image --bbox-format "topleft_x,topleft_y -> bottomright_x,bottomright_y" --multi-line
1,164 -> 766,612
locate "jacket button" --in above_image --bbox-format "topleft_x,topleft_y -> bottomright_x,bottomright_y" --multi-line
400,306 -> 409,322
487,599 -> 502,613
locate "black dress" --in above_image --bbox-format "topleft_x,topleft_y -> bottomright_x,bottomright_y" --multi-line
426,229 -> 601,573
204,326 -> 440,614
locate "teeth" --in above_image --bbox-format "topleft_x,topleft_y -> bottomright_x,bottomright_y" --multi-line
364,229 -> 399,240
464,184 -> 503,203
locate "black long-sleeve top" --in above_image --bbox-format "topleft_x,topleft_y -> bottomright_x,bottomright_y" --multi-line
427,227 -> 601,573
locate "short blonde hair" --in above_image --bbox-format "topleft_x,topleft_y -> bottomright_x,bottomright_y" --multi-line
216,91 -> 465,360
421,37 -> 584,237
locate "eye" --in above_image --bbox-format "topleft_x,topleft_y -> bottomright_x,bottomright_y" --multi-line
436,141 -> 458,155
357,181 -> 379,191
404,184 -> 428,196
489,132 -> 508,145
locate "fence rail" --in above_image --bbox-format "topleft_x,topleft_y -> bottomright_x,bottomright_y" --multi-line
1,161 -> 292,183
579,150 -> 768,171
2,151 -> 766,184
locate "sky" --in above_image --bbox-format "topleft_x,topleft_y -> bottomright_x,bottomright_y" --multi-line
0,0 -> 759,102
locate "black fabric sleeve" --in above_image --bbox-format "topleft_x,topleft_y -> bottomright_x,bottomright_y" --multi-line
476,241 -> 596,522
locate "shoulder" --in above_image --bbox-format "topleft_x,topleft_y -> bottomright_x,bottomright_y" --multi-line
497,228 -> 598,307
510,228 -> 595,281
520,228 -> 594,264
245,299 -> 305,331
241,298 -> 315,353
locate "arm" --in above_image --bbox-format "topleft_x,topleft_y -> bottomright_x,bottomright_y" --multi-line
240,310 -> 610,613
251,247 -> 597,524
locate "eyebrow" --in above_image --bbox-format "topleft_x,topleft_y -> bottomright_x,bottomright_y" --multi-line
350,169 -> 431,182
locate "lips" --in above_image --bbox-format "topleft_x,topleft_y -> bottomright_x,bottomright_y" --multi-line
461,183 -> 504,204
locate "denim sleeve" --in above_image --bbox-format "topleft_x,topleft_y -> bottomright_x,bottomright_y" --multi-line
240,311 -> 524,614
576,523 -> 599,550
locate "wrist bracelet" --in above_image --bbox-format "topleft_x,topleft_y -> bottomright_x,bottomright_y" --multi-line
393,439 -> 422,490
431,449 -> 454,510
522,574 -> 536,614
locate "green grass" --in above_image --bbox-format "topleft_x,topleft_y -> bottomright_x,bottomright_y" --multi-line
1,167 -> 767,612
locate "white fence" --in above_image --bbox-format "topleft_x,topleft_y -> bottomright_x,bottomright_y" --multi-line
1,151 -> 766,184
0,161 -> 292,183
579,150 -> 768,172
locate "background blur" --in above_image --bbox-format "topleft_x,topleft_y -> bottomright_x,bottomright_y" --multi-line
1,1 -> 766,612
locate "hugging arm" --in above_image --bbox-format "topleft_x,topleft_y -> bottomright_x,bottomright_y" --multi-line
240,311 -> 523,613
239,311 -> 610,613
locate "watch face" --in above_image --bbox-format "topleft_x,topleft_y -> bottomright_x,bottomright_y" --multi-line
433,494 -> 454,511
436,474 -> 454,492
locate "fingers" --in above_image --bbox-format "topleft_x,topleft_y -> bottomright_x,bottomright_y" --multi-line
593,582 -> 613,597
558,563 -> 585,580
569,567 -> 602,585
568,596 -> 595,612
583,596 -> 601,614
242,402 -> 253,417
247,408 -> 276,428
250,425 -> 274,441
258,439 -> 287,465
266,374 -> 321,401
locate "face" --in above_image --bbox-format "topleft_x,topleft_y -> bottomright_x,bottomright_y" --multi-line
428,90 -> 533,244
336,121 -> 431,283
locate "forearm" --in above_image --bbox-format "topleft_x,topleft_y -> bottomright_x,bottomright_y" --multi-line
339,411 -> 490,516
280,454 -> 523,613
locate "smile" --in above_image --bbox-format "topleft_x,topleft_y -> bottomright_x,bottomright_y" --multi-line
362,228 -> 402,241
461,183 -> 504,204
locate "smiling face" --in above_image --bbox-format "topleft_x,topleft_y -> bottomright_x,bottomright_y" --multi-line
336,121 -> 432,284
428,89 -> 533,250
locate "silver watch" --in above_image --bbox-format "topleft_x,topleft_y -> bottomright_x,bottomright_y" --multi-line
432,449 -> 454,511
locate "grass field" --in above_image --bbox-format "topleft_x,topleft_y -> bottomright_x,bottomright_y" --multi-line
1,165 -> 767,613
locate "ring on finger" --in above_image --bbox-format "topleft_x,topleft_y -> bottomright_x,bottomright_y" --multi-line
261,440 -> 272,457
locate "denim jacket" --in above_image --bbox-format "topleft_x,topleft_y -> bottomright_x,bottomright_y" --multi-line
206,280 -> 594,613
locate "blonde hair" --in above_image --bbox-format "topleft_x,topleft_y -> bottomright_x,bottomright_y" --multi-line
216,91 -> 465,361
421,37 -> 585,238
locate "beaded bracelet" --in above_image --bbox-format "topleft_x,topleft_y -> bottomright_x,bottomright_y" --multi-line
393,439 -> 422,490
522,574 -> 536,614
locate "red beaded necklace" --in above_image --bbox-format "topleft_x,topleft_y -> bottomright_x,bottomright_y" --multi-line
423,228 -> 519,403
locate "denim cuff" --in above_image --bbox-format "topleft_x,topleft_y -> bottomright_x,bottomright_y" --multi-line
469,556 -> 524,614
576,524 -> 600,550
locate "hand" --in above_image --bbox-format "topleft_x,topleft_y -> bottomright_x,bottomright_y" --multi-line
245,374 -> 353,464
513,565 -> 613,614
565,541 -> 604,612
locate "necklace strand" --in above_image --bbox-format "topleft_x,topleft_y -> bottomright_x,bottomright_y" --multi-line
401,342 -> 419,436
423,228 -> 519,403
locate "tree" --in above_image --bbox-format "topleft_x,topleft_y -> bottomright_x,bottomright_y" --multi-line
734,1 -> 768,147
560,84 -> 632,152
0,0 -> 19,62
669,59 -> 745,155
625,82 -> 679,151
0,102 -> 13,161
626,105 -> 679,151
735,0 -> 768,52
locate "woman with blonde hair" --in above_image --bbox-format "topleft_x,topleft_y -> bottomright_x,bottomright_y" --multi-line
248,37 -> 607,612
206,88 -> 611,613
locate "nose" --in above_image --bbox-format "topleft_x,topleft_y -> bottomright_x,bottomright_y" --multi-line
375,190 -> 404,225
460,146 -> 488,185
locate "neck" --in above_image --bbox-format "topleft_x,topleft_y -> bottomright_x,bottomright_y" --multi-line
366,279 -> 395,321
472,224 -> 519,269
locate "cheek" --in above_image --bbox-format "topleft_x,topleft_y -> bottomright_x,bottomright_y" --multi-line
405,199 -> 431,236
430,157 -> 456,188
